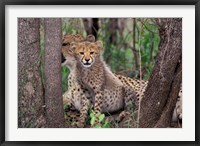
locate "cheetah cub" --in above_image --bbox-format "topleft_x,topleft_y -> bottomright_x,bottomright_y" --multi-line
62,34 -> 139,127
70,40 -> 139,126
61,34 -> 94,127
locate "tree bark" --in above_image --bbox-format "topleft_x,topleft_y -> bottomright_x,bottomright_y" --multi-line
44,18 -> 65,128
139,18 -> 182,128
155,59 -> 182,127
18,18 -> 46,128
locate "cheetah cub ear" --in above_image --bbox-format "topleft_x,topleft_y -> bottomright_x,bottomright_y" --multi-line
86,34 -> 95,42
95,41 -> 103,50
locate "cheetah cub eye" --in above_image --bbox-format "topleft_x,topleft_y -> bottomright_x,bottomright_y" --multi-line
90,51 -> 94,55
80,52 -> 84,55
62,42 -> 70,46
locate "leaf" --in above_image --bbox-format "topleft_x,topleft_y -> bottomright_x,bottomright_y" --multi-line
90,116 -> 96,125
94,125 -> 101,128
103,120 -> 109,128
98,114 -> 105,122
90,112 -> 94,118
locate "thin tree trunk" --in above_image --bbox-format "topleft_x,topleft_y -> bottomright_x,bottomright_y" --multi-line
18,18 -> 46,128
82,18 -> 99,39
139,18 -> 182,128
82,18 -> 92,35
104,18 -> 113,66
132,18 -> 139,71
109,18 -> 118,45
118,18 -> 126,37
44,18 -> 64,128
91,18 -> 99,39
109,18 -> 119,70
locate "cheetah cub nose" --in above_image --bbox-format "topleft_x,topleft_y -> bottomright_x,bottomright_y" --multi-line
85,59 -> 90,62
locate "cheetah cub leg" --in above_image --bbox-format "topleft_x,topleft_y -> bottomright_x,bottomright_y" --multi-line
63,91 -> 74,112
72,96 -> 90,128
118,86 -> 139,122
63,91 -> 80,122
91,91 -> 104,127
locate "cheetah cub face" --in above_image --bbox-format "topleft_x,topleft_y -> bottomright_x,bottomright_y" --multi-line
71,41 -> 103,68
61,45 -> 76,70
61,34 -> 96,69
61,34 -> 84,69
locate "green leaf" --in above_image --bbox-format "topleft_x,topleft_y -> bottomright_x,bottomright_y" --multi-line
99,114 -> 105,122
103,120 -> 109,128
90,116 -> 96,125
90,112 -> 95,118
94,125 -> 102,128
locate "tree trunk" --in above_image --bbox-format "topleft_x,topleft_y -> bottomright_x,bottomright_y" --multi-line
18,18 -> 46,128
139,18 -> 182,128
155,59 -> 182,127
82,18 -> 92,35
91,18 -> 99,39
44,18 -> 65,128
132,18 -> 139,71
82,18 -> 99,39
109,18 -> 118,45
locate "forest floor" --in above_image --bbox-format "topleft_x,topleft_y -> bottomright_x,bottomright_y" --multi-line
64,110 -> 181,128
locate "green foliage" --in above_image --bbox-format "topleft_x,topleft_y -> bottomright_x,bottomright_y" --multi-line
62,18 -> 86,36
99,114 -> 105,122
61,66 -> 70,93
89,111 -> 110,128
136,18 -> 160,79
98,18 -> 159,79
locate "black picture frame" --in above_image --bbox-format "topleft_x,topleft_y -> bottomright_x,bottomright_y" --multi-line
1,0 -> 199,146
